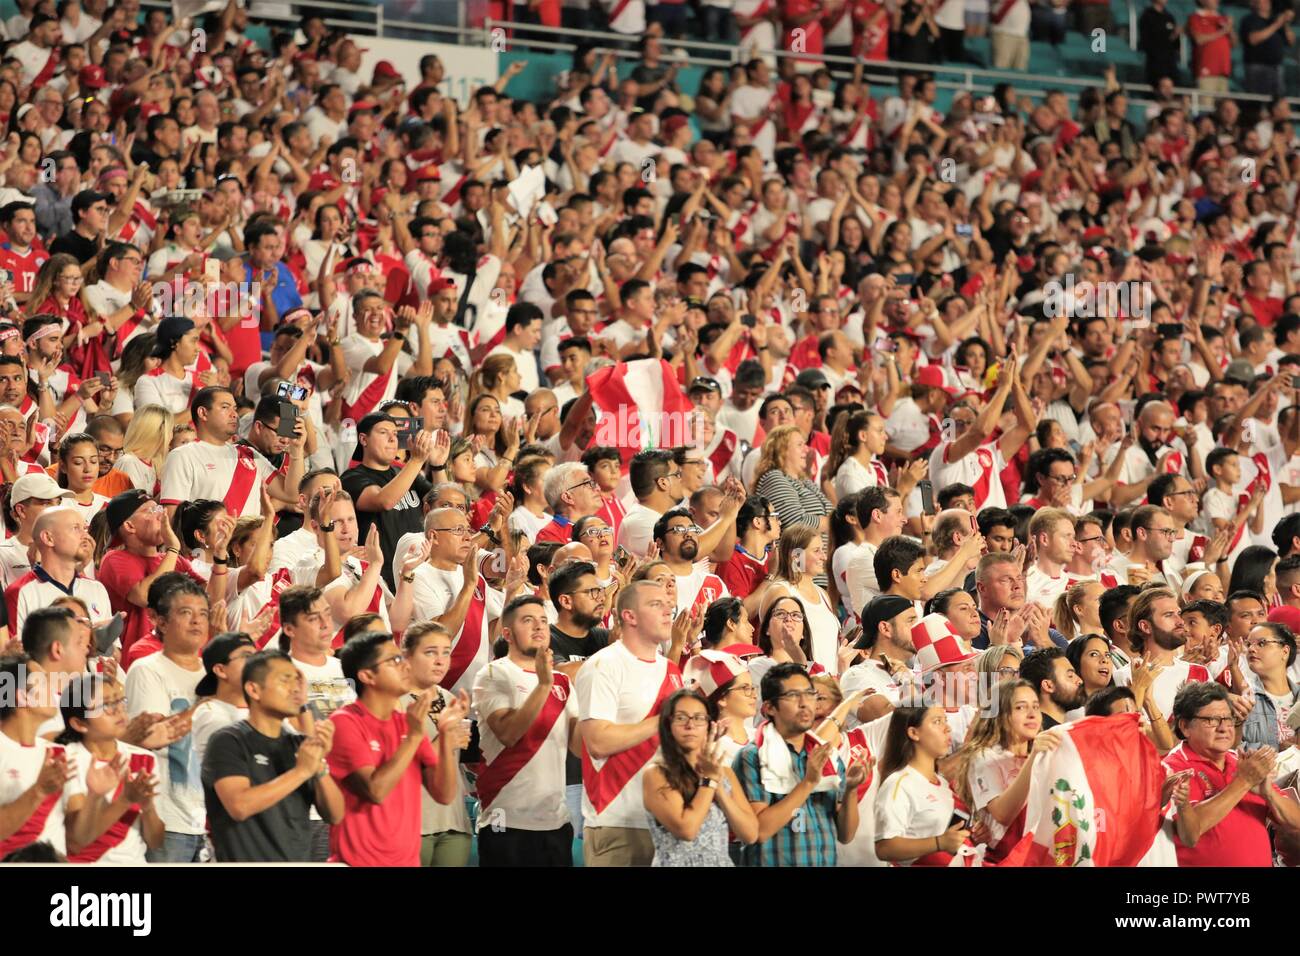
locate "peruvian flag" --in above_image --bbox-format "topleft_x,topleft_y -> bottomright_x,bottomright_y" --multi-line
587,359 -> 695,470
999,714 -> 1175,867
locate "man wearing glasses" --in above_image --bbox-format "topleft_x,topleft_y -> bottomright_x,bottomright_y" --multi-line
1148,472 -> 1230,580
734,662 -> 863,867
83,240 -> 159,361
51,188 -> 113,264
1106,504 -> 1185,591
536,463 -> 603,544
652,507 -> 728,620
1163,681 -> 1300,867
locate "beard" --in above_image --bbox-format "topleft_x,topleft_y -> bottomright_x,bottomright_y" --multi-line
679,540 -> 698,561
1051,683 -> 1088,710
1152,625 -> 1187,651
571,608 -> 603,630
520,644 -> 539,658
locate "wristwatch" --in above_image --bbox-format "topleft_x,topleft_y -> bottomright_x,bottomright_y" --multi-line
320,523 -> 336,532
401,572 -> 416,584
479,524 -> 500,545
702,778 -> 718,790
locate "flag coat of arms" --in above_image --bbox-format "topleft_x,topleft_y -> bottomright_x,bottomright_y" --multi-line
1000,713 -> 1173,867
587,359 -> 695,468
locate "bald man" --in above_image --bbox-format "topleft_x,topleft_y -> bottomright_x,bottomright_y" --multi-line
925,509 -> 978,579
1107,401 -> 1187,506
5,506 -> 112,636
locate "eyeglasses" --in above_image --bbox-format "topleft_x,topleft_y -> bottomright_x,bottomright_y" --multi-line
570,587 -> 604,600
772,611 -> 804,623
1244,639 -> 1288,650
1164,489 -> 1198,499
1044,473 -> 1077,485
580,527 -> 613,540
996,666 -> 1019,677
364,653 -> 405,672
99,698 -> 128,713
1075,535 -> 1103,545
1190,715 -> 1234,729
665,525 -> 702,536
776,690 -> 817,703
671,713 -> 710,727
663,470 -> 683,480
1141,527 -> 1178,539
431,526 -> 470,536
726,684 -> 758,697
566,478 -> 596,493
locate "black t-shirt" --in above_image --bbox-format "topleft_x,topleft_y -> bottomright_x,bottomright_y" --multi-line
202,721 -> 316,862
550,623 -> 610,785
342,464 -> 432,587
49,231 -> 99,264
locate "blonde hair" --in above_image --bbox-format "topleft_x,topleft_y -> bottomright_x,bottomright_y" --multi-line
773,524 -> 819,585
1053,580 -> 1102,638
812,673 -> 842,705
468,353 -> 516,404
952,679 -> 1038,808
751,424 -> 804,490
121,404 -> 175,477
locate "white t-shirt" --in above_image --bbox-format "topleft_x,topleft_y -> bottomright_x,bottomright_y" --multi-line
293,655 -> 355,719
64,740 -> 154,864
575,640 -> 682,829
967,744 -> 1027,849
409,562 -> 504,697
885,398 -> 933,454
833,456 -> 887,500
1025,564 -> 1069,611
191,698 -> 246,771
339,334 -> 407,418
472,656 -> 578,832
486,343 -> 539,395
134,367 -> 198,417
873,766 -> 955,865
0,731 -> 83,858
160,441 -> 279,518
930,440 -> 1008,511
124,652 -> 206,834
843,541 -> 881,620
837,714 -> 894,868
402,686 -> 473,836
616,502 -> 664,559
1114,657 -> 1211,717
9,573 -> 111,638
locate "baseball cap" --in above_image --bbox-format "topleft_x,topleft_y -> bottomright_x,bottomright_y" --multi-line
348,100 -> 379,117
9,473 -> 73,506
372,60 -> 401,81
208,246 -> 246,263
916,364 -> 957,396
857,595 -> 915,649
79,64 -> 109,89
688,376 -> 722,395
1224,359 -> 1255,381
357,412 -> 397,436
195,632 -> 256,698
106,488 -> 152,538
795,368 -> 831,391
151,317 -> 195,357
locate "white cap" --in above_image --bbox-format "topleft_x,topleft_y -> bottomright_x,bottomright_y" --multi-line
9,472 -> 73,506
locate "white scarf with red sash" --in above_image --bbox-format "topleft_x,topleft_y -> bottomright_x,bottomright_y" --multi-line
441,573 -> 488,689
581,661 -> 682,813
476,671 -> 572,811
754,721 -> 840,795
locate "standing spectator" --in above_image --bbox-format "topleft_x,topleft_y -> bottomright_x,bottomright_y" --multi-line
643,687 -> 759,865
202,650 -> 345,862
473,598 -> 580,866
734,661 -> 866,866
989,0 -> 1031,69
1164,682 -> 1300,865
576,580 -> 684,867
327,632 -> 469,867
1189,0 -> 1235,97
892,0 -> 941,63
1075,0 -> 1113,35
1139,0 -> 1183,87
1240,0 -> 1295,96
122,576 -> 210,862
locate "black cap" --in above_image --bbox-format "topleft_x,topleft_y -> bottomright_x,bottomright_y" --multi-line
71,189 -> 111,219
106,488 -> 151,538
151,316 -> 195,356
856,595 -> 915,650
795,368 -> 831,390
356,412 -> 397,436
688,376 -> 722,395
196,632 -> 256,697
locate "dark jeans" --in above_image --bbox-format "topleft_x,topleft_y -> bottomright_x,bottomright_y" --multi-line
649,2 -> 690,37
699,4 -> 738,43
1033,6 -> 1067,45
1245,62 -> 1284,97
478,823 -> 575,866
939,27 -> 969,61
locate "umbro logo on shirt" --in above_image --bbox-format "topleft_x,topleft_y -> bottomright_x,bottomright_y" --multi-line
369,740 -> 381,752
254,755 -> 270,766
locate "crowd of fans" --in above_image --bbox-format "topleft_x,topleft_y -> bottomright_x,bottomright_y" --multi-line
0,0 -> 1296,868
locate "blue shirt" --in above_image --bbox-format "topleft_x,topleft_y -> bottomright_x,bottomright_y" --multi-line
734,738 -> 846,867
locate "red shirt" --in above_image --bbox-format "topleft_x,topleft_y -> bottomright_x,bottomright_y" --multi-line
97,550 -> 205,657
535,516 -> 573,544
716,545 -> 769,599
0,242 -> 47,293
1189,12 -> 1232,78
1162,742 -> 1274,867
1243,294 -> 1283,328
328,698 -> 438,867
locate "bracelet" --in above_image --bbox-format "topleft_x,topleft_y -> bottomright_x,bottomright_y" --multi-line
212,555 -> 228,565
401,573 -> 415,584
212,566 -> 228,575
320,523 -> 336,532
165,547 -> 181,555
703,777 -> 718,790
429,463 -> 446,471
755,345 -> 769,351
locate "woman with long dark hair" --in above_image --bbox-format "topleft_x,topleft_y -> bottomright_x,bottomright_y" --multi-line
752,593 -> 815,686
1228,545 -> 1279,608
56,432 -> 108,522
643,688 -> 758,866
874,704 -> 970,865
